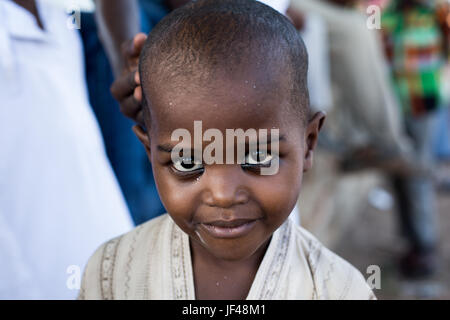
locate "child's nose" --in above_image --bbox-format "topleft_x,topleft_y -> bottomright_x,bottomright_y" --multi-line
201,165 -> 249,208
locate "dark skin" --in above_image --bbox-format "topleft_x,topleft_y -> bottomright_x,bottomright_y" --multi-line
133,62 -> 325,299
110,33 -> 147,124
109,3 -> 306,126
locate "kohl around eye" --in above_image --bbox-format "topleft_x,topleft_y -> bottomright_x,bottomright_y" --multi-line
172,157 -> 204,173
170,121 -> 280,175
245,150 -> 273,165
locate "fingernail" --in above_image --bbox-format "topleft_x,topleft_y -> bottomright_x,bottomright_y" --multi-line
134,86 -> 142,101
135,71 -> 140,84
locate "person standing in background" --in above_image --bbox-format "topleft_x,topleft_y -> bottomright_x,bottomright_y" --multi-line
433,1 -> 450,189
0,0 -> 133,299
382,0 -> 450,278
81,0 -> 167,225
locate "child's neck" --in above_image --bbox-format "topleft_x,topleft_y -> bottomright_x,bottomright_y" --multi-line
189,237 -> 271,300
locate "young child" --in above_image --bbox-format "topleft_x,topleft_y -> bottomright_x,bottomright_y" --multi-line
78,0 -> 375,300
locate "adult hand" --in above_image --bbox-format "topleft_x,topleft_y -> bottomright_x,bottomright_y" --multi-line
110,33 -> 147,126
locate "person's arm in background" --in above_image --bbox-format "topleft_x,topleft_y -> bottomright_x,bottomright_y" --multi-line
94,0 -> 141,77
94,0 -> 147,125
96,0 -> 190,125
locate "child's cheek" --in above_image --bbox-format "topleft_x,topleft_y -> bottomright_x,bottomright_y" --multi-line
156,170 -> 200,223
257,160 -> 302,220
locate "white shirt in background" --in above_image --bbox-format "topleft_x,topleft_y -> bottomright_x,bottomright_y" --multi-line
258,0 -> 290,14
0,0 -> 133,299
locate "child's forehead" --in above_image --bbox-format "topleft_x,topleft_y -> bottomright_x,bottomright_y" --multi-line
147,72 -> 299,134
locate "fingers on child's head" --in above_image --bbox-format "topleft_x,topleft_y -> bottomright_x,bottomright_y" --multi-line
110,71 -> 138,99
133,86 -> 142,102
134,71 -> 140,85
132,33 -> 148,54
120,33 -> 148,70
120,96 -> 143,121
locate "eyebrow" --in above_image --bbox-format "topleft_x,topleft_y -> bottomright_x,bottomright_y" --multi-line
156,135 -> 286,153
157,144 -> 173,153
251,135 -> 286,145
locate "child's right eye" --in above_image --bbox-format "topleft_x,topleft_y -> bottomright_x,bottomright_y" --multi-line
172,157 -> 204,173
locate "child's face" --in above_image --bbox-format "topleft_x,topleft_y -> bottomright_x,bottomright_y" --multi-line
136,66 -> 324,262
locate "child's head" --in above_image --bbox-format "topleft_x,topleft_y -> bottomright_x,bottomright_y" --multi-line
135,0 -> 325,262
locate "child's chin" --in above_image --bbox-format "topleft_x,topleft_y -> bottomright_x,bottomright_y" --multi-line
204,240 -> 262,262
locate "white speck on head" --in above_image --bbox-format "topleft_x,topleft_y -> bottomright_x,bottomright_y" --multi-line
169,102 -> 173,106
253,84 -> 257,89
216,282 -> 219,286
245,80 -> 249,84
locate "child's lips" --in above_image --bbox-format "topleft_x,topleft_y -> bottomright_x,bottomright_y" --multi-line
199,219 -> 257,239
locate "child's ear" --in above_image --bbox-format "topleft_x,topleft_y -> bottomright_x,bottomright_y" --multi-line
132,125 -> 152,161
303,111 -> 326,172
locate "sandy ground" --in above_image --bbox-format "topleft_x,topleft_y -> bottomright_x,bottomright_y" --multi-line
332,186 -> 450,300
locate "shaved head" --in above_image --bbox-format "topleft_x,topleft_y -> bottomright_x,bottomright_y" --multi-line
139,0 -> 310,123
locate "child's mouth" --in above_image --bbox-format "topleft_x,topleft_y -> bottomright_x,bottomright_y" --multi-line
200,219 -> 257,239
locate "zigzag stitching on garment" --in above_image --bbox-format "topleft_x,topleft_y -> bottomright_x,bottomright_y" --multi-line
124,225 -> 143,299
143,224 -> 159,299
171,223 -> 187,299
321,254 -> 335,300
181,233 -> 188,299
259,221 -> 291,299
306,237 -> 322,300
100,236 -> 121,300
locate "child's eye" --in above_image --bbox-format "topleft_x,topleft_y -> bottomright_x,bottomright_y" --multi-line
243,150 -> 273,166
172,157 -> 204,173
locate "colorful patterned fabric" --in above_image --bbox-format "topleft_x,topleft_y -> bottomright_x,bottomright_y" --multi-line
382,1 -> 449,116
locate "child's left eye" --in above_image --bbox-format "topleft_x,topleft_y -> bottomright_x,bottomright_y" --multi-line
172,157 -> 204,173
244,150 -> 273,166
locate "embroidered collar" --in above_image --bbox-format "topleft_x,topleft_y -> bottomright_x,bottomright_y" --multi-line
170,218 -> 293,300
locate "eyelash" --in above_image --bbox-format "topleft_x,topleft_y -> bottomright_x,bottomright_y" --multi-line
169,166 -> 205,179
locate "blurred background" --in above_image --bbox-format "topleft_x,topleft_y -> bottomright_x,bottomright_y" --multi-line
0,0 -> 449,299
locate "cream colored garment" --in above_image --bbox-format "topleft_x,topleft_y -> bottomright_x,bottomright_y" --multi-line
78,214 -> 376,300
